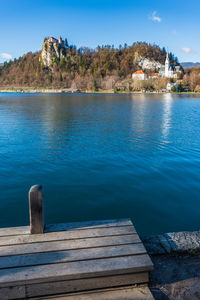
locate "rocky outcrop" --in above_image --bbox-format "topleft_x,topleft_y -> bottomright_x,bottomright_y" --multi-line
136,57 -> 163,71
41,38 -> 66,67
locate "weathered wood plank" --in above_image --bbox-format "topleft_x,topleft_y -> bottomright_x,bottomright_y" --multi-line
45,219 -> 133,233
0,219 -> 132,237
0,226 -> 30,237
0,255 -> 153,285
0,226 -> 136,247
38,286 -> 154,300
0,273 -> 149,299
0,285 -> 25,300
0,244 -> 146,269
26,274 -> 150,299
0,234 -> 140,257
0,218 -> 153,299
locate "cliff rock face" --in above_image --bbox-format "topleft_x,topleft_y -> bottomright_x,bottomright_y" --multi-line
136,57 -> 162,71
41,38 -> 66,67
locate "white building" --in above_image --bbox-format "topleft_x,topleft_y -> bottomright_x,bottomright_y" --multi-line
132,70 -> 147,80
48,36 -> 64,46
166,82 -> 179,92
159,53 -> 180,79
165,53 -> 170,77
132,53 -> 182,80
58,36 -> 63,45
48,37 -> 58,43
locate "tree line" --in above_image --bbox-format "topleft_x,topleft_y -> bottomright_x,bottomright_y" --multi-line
0,40 -> 180,90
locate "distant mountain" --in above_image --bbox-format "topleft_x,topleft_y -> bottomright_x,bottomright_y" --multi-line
181,62 -> 200,68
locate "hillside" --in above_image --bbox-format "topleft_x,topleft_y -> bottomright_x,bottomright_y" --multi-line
0,39 -> 180,90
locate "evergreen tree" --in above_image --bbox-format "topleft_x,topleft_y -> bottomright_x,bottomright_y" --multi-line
64,38 -> 69,48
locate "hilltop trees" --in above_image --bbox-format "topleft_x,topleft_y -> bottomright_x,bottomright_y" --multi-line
0,40 -> 180,90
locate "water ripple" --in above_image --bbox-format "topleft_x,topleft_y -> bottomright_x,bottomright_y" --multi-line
0,93 -> 200,235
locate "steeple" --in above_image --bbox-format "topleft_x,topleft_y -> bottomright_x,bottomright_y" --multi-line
165,52 -> 169,77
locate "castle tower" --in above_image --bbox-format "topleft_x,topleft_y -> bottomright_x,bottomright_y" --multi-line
58,36 -> 62,44
165,52 -> 169,77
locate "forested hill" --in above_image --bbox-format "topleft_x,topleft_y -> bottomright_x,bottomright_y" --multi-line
0,41 -> 180,90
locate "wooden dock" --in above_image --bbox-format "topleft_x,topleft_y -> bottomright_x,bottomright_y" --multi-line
0,186 -> 154,299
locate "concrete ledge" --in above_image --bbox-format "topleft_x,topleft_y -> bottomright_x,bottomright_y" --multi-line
143,231 -> 200,255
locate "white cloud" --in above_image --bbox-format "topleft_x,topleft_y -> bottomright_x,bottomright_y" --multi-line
182,48 -> 192,53
0,53 -> 12,60
150,11 -> 162,23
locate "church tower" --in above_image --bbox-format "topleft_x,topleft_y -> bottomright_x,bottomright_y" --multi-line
165,53 -> 169,77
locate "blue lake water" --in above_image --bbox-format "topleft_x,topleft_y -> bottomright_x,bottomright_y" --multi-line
0,93 -> 200,236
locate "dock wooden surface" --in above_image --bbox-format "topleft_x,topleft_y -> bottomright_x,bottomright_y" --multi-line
41,286 -> 155,300
0,218 -> 153,299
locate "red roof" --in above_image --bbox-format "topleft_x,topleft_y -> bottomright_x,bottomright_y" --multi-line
149,73 -> 158,76
133,70 -> 145,75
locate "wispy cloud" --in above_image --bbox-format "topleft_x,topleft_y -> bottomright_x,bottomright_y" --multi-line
182,48 -> 192,53
150,11 -> 162,23
0,53 -> 12,61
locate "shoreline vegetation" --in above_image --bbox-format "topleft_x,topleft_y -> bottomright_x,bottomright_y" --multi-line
0,87 -> 200,95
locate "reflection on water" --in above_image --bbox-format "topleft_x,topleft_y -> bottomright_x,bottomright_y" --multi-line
0,93 -> 200,236
162,93 -> 173,141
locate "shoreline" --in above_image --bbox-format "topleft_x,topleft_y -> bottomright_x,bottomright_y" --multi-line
143,230 -> 200,255
0,88 -> 200,95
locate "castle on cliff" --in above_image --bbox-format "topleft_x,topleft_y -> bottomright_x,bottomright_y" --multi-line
41,36 -> 66,67
47,36 -> 64,46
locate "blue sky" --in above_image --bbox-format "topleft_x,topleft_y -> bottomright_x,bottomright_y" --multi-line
0,0 -> 200,63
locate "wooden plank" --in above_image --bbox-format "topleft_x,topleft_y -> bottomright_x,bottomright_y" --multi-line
0,226 -> 136,247
45,219 -> 133,233
0,244 -> 147,269
0,273 -> 149,299
29,185 -> 44,234
0,234 -> 140,257
0,226 -> 30,237
38,286 -> 154,300
0,285 -> 25,300
26,274 -> 150,299
0,219 -> 132,237
0,255 -> 153,285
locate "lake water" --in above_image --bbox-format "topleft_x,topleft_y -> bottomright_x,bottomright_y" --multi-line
0,93 -> 200,236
